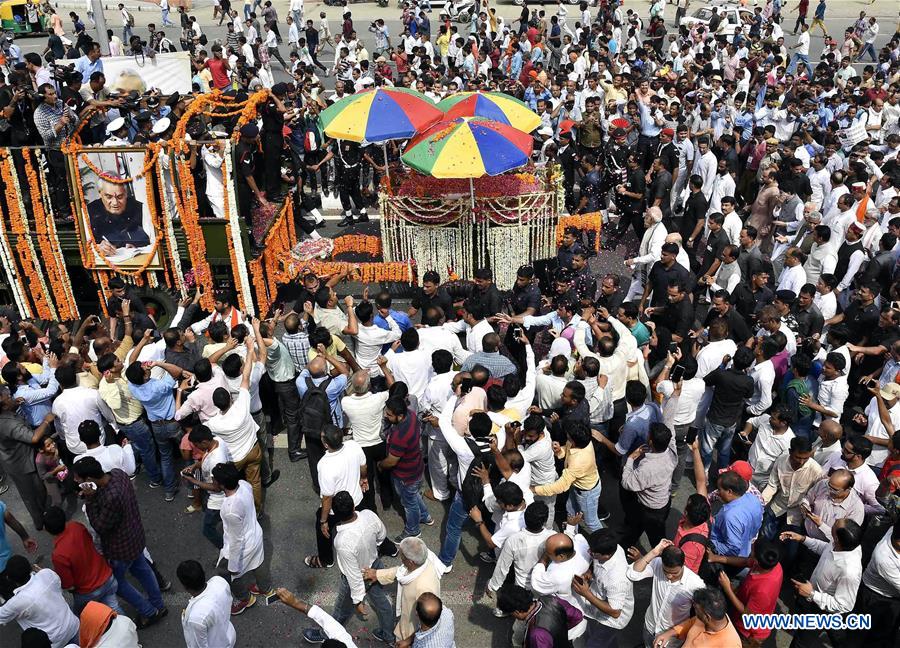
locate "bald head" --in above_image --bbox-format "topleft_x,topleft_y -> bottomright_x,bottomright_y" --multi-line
308,356 -> 327,378
665,232 -> 683,245
829,468 -> 854,493
416,592 -> 443,630
545,533 -> 575,562
818,420 -> 842,446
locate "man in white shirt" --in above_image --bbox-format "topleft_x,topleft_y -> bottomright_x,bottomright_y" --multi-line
780,518 -> 863,646
442,299 -> 494,354
183,425 -> 232,549
73,420 -> 136,476
51,364 -> 109,455
305,426 -> 367,570
177,560 -> 236,648
856,525 -> 900,645
0,558 -> 79,647
416,309 -> 471,366
302,491 -> 397,644
383,329 -> 433,401
212,464 -> 271,615
341,371 -> 392,511
820,436 -> 885,515
858,383 -> 900,470
777,248 -> 808,295
624,207 -> 668,301
743,405 -> 796,489
204,344 -> 264,511
529,530 -> 590,642
626,539 -> 705,647
351,300 -> 401,382
487,502 -> 554,597
571,529 -> 635,645
418,352 -> 458,502
747,339 -> 778,417
787,23 -> 811,75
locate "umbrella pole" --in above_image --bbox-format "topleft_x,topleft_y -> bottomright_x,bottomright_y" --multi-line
469,177 -> 475,210
383,142 -> 391,187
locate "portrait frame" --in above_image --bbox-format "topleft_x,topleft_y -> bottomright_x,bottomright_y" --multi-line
69,146 -> 164,271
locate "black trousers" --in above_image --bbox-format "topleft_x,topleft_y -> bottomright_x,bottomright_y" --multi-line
305,435 -> 326,495
337,164 -> 365,214
851,584 -> 900,648
607,209 -> 645,246
237,183 -> 256,245
262,132 -> 282,196
360,442 -> 393,512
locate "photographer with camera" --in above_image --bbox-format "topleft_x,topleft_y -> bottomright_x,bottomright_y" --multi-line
33,83 -> 75,216
0,72 -> 38,146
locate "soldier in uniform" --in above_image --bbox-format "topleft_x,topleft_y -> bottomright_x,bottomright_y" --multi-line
132,110 -> 154,144
599,127 -> 630,204
260,82 -> 289,202
605,152 -> 647,250
103,117 -> 130,145
309,138 -> 368,228
235,123 -> 271,250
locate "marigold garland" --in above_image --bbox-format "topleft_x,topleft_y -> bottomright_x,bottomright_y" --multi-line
556,212 -> 602,253
0,151 -> 56,320
24,149 -> 79,320
0,167 -> 31,318
332,235 -> 382,257
221,141 -> 254,315
172,149 -> 216,311
249,197 -> 298,316
79,147 -> 161,183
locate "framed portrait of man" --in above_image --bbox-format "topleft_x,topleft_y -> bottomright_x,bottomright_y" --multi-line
70,147 -> 163,270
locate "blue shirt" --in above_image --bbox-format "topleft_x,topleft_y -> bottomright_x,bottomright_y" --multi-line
711,492 -> 764,557
615,402 -> 662,456
375,309 -> 412,353
814,1 -> 826,19
295,370 -> 348,427
128,374 -> 176,422
74,55 -> 103,83
0,501 -> 10,571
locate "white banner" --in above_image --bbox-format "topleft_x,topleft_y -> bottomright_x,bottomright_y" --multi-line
838,123 -> 868,150
101,51 -> 193,95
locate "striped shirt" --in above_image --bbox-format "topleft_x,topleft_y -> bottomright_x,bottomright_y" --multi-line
386,410 -> 424,483
413,606 -> 457,647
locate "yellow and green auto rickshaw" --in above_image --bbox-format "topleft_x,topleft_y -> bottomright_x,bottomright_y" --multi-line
0,0 -> 48,36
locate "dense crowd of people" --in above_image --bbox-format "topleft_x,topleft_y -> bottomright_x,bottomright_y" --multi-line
1,0 -> 900,647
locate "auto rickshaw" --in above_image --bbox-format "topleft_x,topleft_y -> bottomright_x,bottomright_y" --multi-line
0,0 -> 48,36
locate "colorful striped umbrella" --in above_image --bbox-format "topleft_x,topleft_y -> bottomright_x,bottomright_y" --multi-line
437,92 -> 542,133
402,117 -> 534,207
402,117 -> 533,179
317,87 -> 444,143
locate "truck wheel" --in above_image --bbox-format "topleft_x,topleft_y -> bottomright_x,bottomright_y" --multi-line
134,288 -> 181,330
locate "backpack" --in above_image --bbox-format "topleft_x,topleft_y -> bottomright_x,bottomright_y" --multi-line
126,11 -> 135,27
460,436 -> 495,511
678,531 -> 717,584
299,375 -> 333,443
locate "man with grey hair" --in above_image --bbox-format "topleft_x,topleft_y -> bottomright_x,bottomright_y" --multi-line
341,370 -> 392,512
364,536 -> 444,644
624,206 -> 668,301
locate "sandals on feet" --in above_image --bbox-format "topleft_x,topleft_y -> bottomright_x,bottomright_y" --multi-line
304,555 -> 333,569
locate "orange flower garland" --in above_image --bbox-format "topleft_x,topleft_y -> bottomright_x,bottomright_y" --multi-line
556,212 -> 602,253
332,235 -> 382,257
78,147 -> 161,183
23,149 -> 79,320
172,149 -> 216,311
0,151 -> 55,320
249,198 -> 298,315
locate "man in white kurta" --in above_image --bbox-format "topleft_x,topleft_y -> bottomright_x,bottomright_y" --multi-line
179,564 -> 236,648
214,465 -> 269,610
